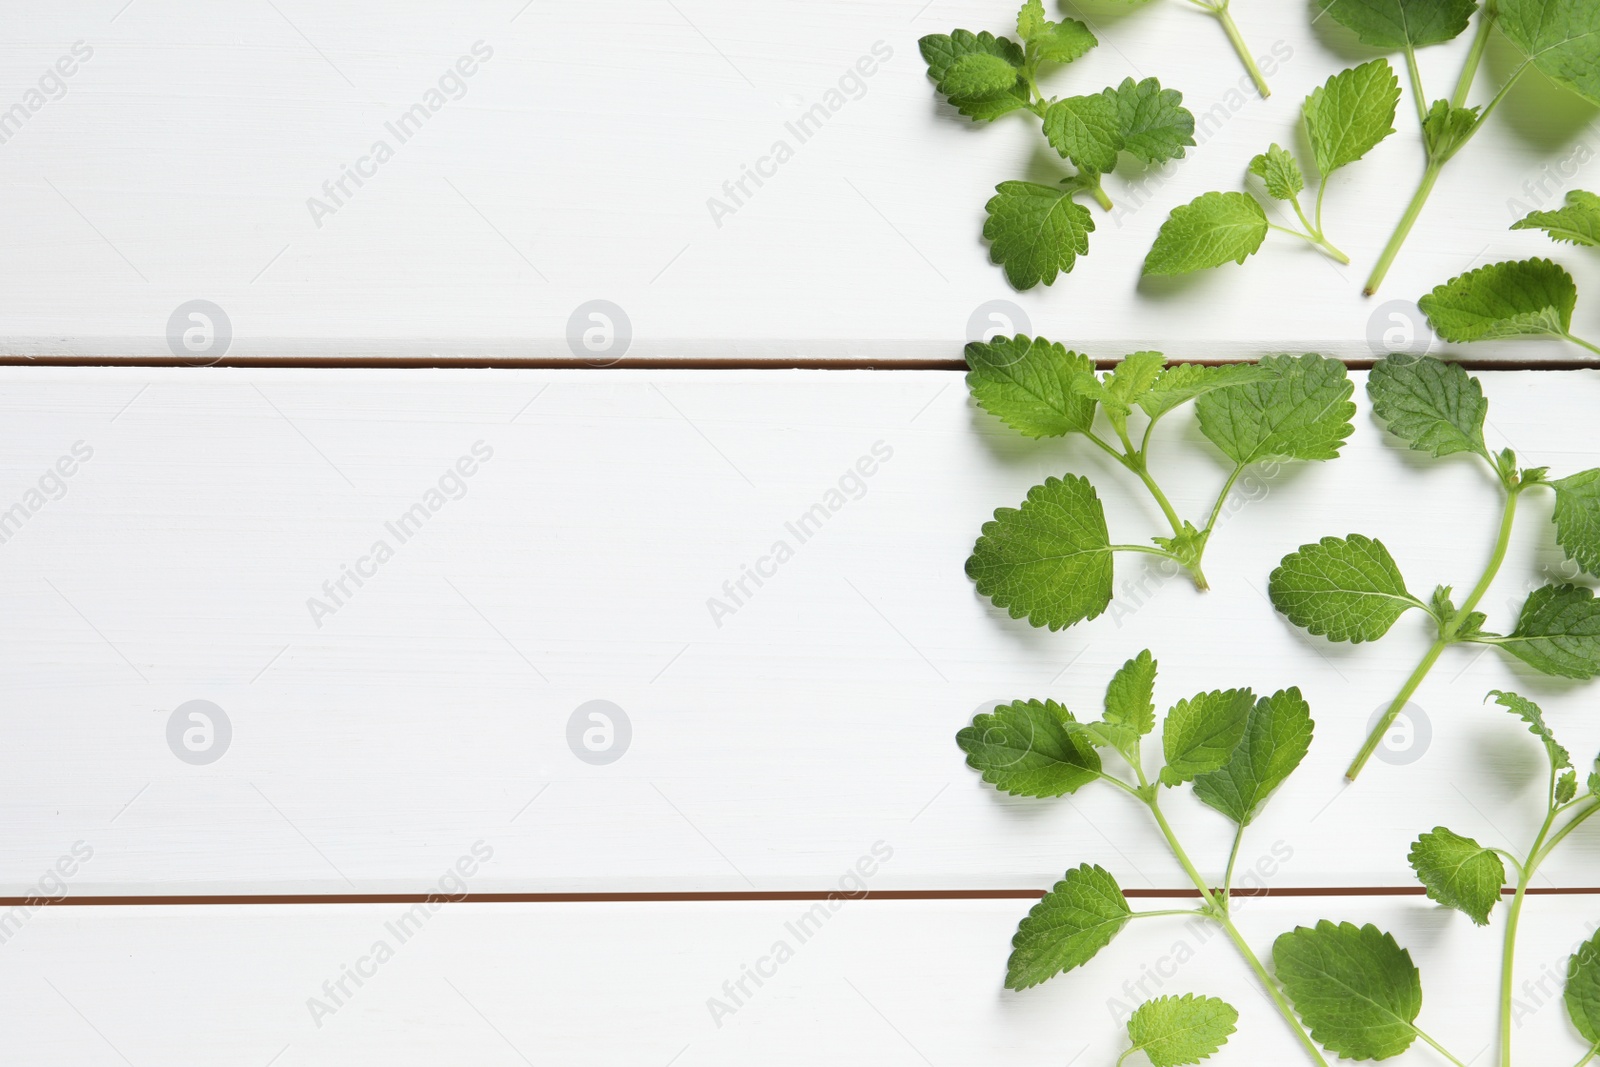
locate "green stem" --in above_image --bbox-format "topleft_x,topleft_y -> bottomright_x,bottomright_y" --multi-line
1202,464 -> 1247,539
1532,800 -> 1600,868
1403,47 -> 1429,126
1221,821 -> 1247,902
1272,211 -> 1353,266
1576,1046 -> 1600,1067
1364,159 -> 1444,296
1127,457 -> 1186,540
1502,803 -> 1561,1066
1147,794 -> 1221,911
1207,1 -> 1270,98
1347,483 -> 1520,779
1412,1027 -> 1470,1067
1563,332 -> 1600,358
1450,4 -> 1498,109
1132,908 -> 1211,920
1216,916 -> 1332,1067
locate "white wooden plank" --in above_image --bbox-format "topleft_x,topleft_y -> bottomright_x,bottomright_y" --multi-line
2,366 -> 1599,893
3,896 -> 1596,1063
0,2 -> 1596,359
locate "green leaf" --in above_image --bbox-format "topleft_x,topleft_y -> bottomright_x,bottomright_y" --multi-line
965,335 -> 1097,438
1552,468 -> 1600,576
939,52 -> 1023,99
1513,190 -> 1600,246
1249,144 -> 1305,201
984,181 -> 1096,289
1104,351 -> 1168,406
1017,0 -> 1046,38
1193,688 -> 1315,826
1366,354 -> 1489,459
1159,688 -> 1255,787
1315,0 -> 1478,49
1559,769 -> 1579,803
1007,864 -> 1131,989
1566,928 -> 1600,1043
1043,94 -> 1125,174
951,82 -> 1033,121
1273,921 -> 1423,1061
1422,99 -> 1481,158
1195,353 -> 1356,465
1104,77 -> 1195,164
1270,534 -> 1418,643
1105,649 -> 1158,736
1303,59 -> 1401,176
919,29 -> 1024,82
1487,689 -> 1573,770
1499,0 -> 1600,106
1016,0 -> 1098,65
1125,994 -> 1239,1067
957,698 -> 1103,796
967,475 -> 1113,631
1418,258 -> 1578,342
1497,585 -> 1600,679
1135,362 -> 1277,420
1143,192 -> 1269,277
1408,827 -> 1505,925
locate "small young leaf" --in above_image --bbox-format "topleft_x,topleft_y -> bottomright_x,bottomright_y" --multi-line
1513,190 -> 1600,247
1315,0 -> 1477,49
1366,354 -> 1489,459
1488,689 -> 1573,771
1559,769 -> 1579,803
1273,921 -> 1423,1061
1159,688 -> 1255,787
1007,863 -> 1131,989
1016,0 -> 1046,38
1104,649 -> 1158,736
1303,59 -> 1401,176
1135,363 -> 1276,420
1567,928 -> 1600,1043
1142,192 -> 1268,276
1422,99 -> 1481,158
1249,144 -> 1305,201
1408,827 -> 1505,925
1043,94 -> 1125,174
965,335 -> 1098,439
1125,994 -> 1239,1067
1498,0 -> 1600,106
1193,688 -> 1315,826
1103,77 -> 1196,164
1269,534 -> 1418,643
958,698 -> 1103,796
1104,351 -> 1169,406
1418,258 -> 1578,343
1551,468 -> 1600,576
984,181 -> 1096,289
967,475 -> 1113,631
1195,353 -> 1356,466
1496,585 -> 1600,679
1034,21 -> 1098,65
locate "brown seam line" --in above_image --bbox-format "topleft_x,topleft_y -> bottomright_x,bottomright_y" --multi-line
6,887 -> 1598,906
0,356 -> 1592,371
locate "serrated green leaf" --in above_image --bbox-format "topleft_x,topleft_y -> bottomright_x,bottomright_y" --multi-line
1408,827 -> 1505,925
1193,688 -> 1314,826
1553,469 -> 1600,576
1273,921 -> 1422,1060
1143,192 -> 1269,277
951,81 -> 1033,121
1422,99 -> 1481,158
1366,354 -> 1489,459
1017,0 -> 1046,38
1496,586 -> 1600,679
1568,929 -> 1600,1043
1104,77 -> 1195,164
1159,688 -> 1255,787
1488,689 -> 1573,770
958,698 -> 1103,796
1270,534 -> 1418,643
984,181 -> 1096,289
1315,0 -> 1477,49
965,335 -> 1097,438
919,29 -> 1024,82
1418,258 -> 1578,342
1559,769 -> 1579,803
1125,994 -> 1239,1067
1135,362 -> 1277,420
1071,720 -> 1143,766
1249,144 -> 1305,201
1105,350 -> 1168,406
1105,649 -> 1158,736
1513,190 -> 1600,246
1195,353 -> 1356,466
1304,59 -> 1401,176
1499,0 -> 1600,106
1007,864 -> 1131,989
967,475 -> 1113,631
940,52 -> 1024,99
1044,93 -> 1125,173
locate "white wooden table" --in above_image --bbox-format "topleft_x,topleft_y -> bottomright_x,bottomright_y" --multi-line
4,1 -> 1600,1063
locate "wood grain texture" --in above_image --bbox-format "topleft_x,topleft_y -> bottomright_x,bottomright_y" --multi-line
1,366 -> 1597,894
0,1 -> 1596,359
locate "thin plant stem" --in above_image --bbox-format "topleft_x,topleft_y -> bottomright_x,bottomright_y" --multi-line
1412,1027 -> 1470,1067
1404,47 -> 1429,125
